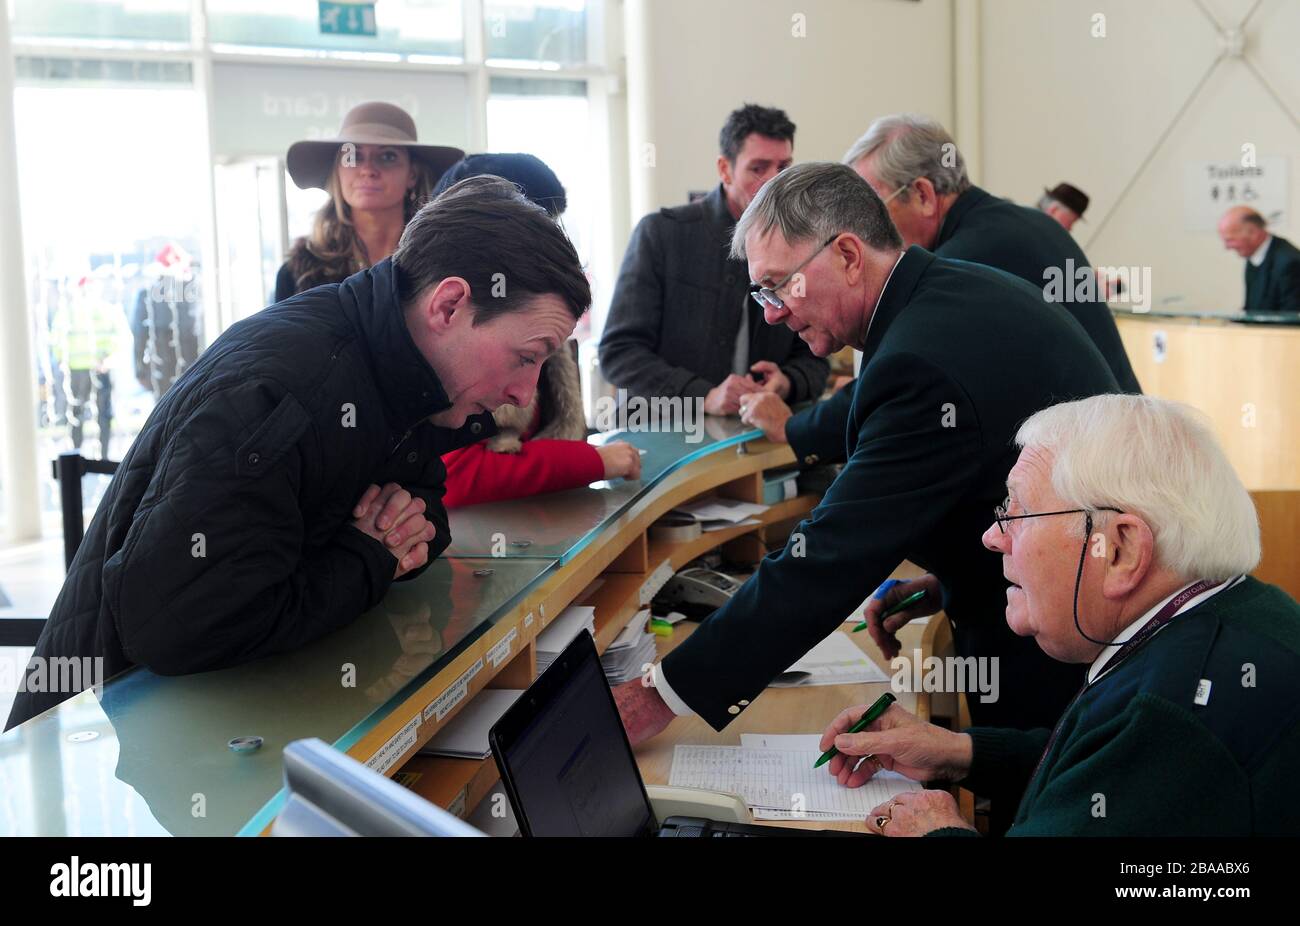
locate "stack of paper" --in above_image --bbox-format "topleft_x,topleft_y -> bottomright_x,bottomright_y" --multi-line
668,734 -> 921,821
770,631 -> 891,687
674,497 -> 769,532
601,609 -> 657,684
417,689 -> 523,759
536,606 -> 596,674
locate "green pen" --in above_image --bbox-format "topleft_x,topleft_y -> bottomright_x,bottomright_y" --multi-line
814,692 -> 896,769
852,588 -> 928,633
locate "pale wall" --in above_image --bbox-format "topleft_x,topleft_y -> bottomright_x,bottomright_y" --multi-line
979,0 -> 1300,313
623,0 -> 955,218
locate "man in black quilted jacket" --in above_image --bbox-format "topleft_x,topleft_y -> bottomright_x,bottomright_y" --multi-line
6,177 -> 590,730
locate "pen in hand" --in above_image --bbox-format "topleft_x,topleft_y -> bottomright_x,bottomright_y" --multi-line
814,692 -> 897,769
852,588 -> 928,633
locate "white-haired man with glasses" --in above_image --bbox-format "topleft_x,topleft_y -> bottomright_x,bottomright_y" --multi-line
819,394 -> 1299,836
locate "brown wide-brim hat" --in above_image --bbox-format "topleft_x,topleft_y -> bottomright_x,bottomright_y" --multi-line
286,101 -> 464,191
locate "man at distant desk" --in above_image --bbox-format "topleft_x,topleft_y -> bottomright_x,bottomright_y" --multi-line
1218,206 -> 1300,314
599,104 -> 828,416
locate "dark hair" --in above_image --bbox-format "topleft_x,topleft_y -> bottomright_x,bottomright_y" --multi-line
1240,210 -> 1267,229
432,153 -> 567,217
393,175 -> 590,324
719,104 -> 796,163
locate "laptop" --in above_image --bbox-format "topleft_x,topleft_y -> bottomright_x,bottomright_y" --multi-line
489,629 -> 863,837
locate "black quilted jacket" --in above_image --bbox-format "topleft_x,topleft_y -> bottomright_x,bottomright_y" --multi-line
6,259 -> 494,730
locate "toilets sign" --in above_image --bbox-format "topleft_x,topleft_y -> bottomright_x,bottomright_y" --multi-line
1184,156 -> 1287,231
319,1 -> 377,37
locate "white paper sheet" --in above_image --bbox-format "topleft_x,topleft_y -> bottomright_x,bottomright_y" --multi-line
418,689 -> 524,759
668,738 -> 920,820
536,605 -> 596,654
770,631 -> 891,687
676,497 -> 769,523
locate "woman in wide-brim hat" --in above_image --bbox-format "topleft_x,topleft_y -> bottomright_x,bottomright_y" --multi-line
274,101 -> 463,302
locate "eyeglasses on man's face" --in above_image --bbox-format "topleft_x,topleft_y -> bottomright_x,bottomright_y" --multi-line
749,235 -> 838,312
992,497 -> 1123,535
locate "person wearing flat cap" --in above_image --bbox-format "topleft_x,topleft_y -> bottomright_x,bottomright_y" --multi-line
275,101 -> 464,302
1038,182 -> 1090,232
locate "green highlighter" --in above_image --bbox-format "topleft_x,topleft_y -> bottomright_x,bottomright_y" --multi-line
814,692 -> 897,769
852,589 -> 928,633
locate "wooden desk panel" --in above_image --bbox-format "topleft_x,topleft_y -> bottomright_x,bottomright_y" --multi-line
1116,315 -> 1300,490
1115,314 -> 1300,599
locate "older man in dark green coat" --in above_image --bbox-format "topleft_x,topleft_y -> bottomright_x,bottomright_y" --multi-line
612,163 -> 1121,744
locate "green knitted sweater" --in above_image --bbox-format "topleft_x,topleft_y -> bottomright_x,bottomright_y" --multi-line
931,577 -> 1300,836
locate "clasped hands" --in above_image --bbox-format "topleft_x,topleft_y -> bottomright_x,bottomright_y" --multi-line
350,482 -> 436,578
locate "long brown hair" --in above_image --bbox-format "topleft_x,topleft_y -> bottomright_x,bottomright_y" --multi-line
285,147 -> 436,293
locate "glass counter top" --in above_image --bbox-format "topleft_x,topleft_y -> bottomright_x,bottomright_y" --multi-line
444,418 -> 762,560
0,556 -> 555,836
0,416 -> 767,836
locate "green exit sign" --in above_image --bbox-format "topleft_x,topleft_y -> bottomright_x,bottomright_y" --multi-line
319,1 -> 377,36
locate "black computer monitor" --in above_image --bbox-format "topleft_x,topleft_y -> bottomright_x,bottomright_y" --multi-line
489,630 -> 658,837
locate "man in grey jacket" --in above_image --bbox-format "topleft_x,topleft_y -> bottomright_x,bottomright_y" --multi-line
599,104 -> 828,416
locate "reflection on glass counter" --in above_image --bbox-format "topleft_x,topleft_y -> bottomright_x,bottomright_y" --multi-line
0,417 -> 765,836
0,557 -> 554,836
445,419 -> 761,559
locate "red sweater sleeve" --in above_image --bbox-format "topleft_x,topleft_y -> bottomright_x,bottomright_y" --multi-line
441,439 -> 606,509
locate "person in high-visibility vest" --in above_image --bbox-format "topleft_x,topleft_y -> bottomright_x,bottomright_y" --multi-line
55,276 -> 122,457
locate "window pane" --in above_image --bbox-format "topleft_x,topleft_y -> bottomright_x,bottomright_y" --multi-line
284,172 -> 332,250
207,0 -> 464,59
210,61 -> 471,160
485,1 -> 588,67
213,160 -> 291,321
10,0 -> 191,45
15,84 -> 209,497
16,56 -> 193,87
486,77 -> 593,318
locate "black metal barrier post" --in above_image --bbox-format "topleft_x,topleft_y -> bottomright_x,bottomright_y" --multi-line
51,451 -> 120,571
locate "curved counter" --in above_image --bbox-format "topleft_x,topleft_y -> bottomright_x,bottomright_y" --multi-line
0,419 -> 838,836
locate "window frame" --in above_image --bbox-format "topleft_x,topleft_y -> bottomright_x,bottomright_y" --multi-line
9,0 -> 620,338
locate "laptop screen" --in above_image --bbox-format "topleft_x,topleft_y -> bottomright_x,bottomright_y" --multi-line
492,632 -> 656,837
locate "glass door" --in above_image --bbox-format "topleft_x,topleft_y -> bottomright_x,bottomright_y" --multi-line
214,158 -> 288,324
